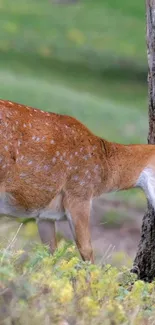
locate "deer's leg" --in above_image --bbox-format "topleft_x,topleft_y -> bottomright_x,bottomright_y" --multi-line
64,198 -> 94,263
37,220 -> 57,254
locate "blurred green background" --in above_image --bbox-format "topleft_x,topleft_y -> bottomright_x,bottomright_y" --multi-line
0,0 -> 148,256
0,0 -> 147,140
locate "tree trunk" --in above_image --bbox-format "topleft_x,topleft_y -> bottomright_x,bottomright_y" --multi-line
132,0 -> 155,282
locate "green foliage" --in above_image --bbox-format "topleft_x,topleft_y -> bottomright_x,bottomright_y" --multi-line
0,242 -> 155,324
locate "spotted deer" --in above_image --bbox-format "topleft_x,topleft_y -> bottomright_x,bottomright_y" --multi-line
0,99 -> 155,262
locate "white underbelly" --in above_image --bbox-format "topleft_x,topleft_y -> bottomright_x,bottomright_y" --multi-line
0,192 -> 66,221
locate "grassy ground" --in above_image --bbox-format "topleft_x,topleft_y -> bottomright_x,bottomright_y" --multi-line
1,242 -> 155,325
0,0 -> 148,143
0,0 -> 146,65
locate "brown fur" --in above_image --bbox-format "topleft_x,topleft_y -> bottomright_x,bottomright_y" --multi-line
0,99 -> 155,262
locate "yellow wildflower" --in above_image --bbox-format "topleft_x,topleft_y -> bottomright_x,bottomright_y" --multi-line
59,282 -> 73,304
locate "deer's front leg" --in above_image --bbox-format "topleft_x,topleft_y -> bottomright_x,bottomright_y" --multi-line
64,197 -> 94,263
37,220 -> 57,254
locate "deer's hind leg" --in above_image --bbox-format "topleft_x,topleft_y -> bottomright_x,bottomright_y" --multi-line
37,193 -> 65,253
37,220 -> 57,254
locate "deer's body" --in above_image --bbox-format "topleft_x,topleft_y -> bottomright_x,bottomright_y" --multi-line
0,99 -> 155,262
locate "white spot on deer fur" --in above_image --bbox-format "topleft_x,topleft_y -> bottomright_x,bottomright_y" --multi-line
52,157 -> 56,163
8,102 -> 13,105
20,155 -> 24,160
2,164 -> 6,169
0,157 -> 3,162
94,165 -> 99,171
36,165 -> 41,172
46,187 -> 53,192
56,151 -> 60,156
50,140 -> 55,144
74,166 -> 78,170
80,148 -> 83,152
18,140 -> 21,146
23,123 -> 26,128
4,145 -> 8,151
80,181 -> 85,185
25,179 -> 30,184
85,170 -> 89,175
20,173 -> 27,178
15,121 -> 18,125
44,165 -> 50,171
4,122 -> 8,127
36,137 -> 40,142
72,175 -> 78,181
29,123 -> 32,127
75,152 -> 78,156
27,160 -> 33,165
136,167 -> 155,209
32,136 -> 36,140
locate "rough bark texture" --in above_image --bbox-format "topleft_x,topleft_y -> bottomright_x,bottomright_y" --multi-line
132,0 -> 155,282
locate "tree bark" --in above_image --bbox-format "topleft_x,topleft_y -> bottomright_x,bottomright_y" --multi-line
132,0 -> 155,282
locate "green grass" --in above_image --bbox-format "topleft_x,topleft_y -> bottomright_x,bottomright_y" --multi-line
0,0 -> 146,66
1,242 -> 155,325
0,57 -> 148,142
0,0 -> 148,142
0,0 -> 148,139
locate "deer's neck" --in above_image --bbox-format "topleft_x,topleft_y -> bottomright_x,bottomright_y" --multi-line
99,139 -> 153,193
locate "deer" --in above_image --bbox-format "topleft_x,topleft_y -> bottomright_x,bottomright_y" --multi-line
0,98 -> 155,263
